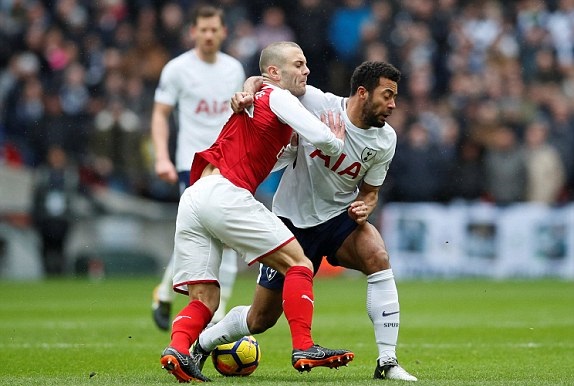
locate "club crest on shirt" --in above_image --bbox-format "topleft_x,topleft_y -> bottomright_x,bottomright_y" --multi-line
361,147 -> 377,162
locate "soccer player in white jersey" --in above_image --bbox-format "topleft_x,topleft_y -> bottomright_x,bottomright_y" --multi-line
159,41 -> 353,383
191,61 -> 418,382
150,5 -> 244,331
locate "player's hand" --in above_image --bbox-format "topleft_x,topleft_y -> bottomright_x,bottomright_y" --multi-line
243,76 -> 264,94
348,201 -> 369,225
321,111 -> 345,142
231,92 -> 254,113
290,132 -> 299,146
155,159 -> 178,184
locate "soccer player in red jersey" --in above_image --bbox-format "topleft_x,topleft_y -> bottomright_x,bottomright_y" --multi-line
159,41 -> 353,383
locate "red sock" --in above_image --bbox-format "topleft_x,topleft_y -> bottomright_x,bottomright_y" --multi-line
283,266 -> 314,350
170,300 -> 213,354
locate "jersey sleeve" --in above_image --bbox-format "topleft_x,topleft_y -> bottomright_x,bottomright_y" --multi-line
269,88 -> 343,156
154,61 -> 179,106
363,130 -> 397,187
298,85 -> 340,114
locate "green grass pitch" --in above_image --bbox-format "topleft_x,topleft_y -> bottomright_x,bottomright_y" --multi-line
0,272 -> 573,385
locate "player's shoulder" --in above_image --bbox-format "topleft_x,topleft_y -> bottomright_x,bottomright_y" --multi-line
265,83 -> 295,99
300,85 -> 343,110
305,85 -> 342,102
373,122 -> 397,146
380,122 -> 397,140
350,122 -> 396,154
217,51 -> 243,67
371,123 -> 397,154
163,51 -> 194,71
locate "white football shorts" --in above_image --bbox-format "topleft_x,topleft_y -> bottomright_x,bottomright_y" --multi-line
172,174 -> 294,294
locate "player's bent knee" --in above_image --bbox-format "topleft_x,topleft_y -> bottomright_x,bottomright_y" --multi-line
361,250 -> 391,274
290,258 -> 313,271
249,318 -> 277,334
262,245 -> 313,274
247,313 -> 278,334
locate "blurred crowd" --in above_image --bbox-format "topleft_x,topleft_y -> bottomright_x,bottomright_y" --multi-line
2,0 -> 574,206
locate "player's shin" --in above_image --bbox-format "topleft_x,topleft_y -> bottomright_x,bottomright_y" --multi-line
170,300 -> 213,354
367,269 -> 399,360
199,305 -> 251,352
283,266 -> 314,350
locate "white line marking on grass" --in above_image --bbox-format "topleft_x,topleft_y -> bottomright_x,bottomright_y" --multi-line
0,342 -> 154,349
399,342 -> 573,349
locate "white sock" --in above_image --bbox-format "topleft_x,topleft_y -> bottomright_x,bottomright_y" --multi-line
157,255 -> 175,302
367,269 -> 399,362
211,247 -> 239,323
199,305 -> 251,352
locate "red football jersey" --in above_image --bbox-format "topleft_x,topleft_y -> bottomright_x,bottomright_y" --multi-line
190,85 -> 293,194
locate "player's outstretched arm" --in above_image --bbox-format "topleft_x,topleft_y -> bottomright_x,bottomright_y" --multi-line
270,89 -> 344,156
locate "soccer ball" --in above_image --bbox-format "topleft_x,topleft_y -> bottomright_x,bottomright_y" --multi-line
211,335 -> 261,376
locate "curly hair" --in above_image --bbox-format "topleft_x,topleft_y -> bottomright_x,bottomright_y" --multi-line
350,61 -> 401,96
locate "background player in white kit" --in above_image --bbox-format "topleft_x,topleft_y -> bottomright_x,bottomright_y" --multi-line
191,61 -> 418,381
159,41 -> 353,383
151,5 -> 244,330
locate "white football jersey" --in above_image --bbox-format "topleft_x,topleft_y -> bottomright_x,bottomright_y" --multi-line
154,50 -> 245,171
272,85 -> 397,228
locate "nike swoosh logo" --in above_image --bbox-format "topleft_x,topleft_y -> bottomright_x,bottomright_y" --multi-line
382,310 -> 399,317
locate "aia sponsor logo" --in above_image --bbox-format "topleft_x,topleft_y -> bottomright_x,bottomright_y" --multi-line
195,99 -> 230,115
309,149 -> 362,178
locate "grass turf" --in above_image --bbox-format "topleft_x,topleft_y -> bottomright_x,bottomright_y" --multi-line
0,273 -> 572,385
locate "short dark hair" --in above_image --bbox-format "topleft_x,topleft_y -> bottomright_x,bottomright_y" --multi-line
190,4 -> 225,26
349,61 -> 401,96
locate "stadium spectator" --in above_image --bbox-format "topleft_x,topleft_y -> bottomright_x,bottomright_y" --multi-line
31,145 -> 79,276
218,0 -> 251,38
328,0 -> 372,94
119,22 -> 170,88
546,0 -> 574,73
157,2 -> 187,57
443,137 -> 486,202
483,125 -> 528,204
523,119 -> 566,203
224,18 -> 259,75
289,0 -> 334,90
545,96 -> 574,196
387,120 -> 450,202
254,6 -> 295,51
88,97 -> 144,194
